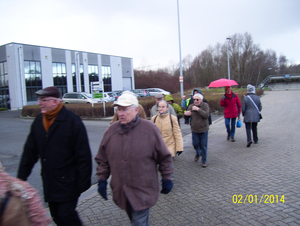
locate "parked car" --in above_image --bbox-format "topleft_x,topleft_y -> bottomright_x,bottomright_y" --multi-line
112,90 -> 139,98
102,92 -> 115,102
62,92 -> 101,104
145,88 -> 171,96
131,89 -> 150,97
107,91 -> 120,101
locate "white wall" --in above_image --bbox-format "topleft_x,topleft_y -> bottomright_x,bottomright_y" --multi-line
6,44 -> 25,110
110,56 -> 123,90
65,50 -> 73,92
40,47 -> 53,88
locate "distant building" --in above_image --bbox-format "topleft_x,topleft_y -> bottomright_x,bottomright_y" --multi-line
0,42 -> 134,110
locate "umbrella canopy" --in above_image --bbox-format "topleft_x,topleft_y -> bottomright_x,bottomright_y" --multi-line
208,78 -> 238,88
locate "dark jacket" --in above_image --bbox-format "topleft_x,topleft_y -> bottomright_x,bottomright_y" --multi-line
95,117 -> 173,211
186,88 -> 212,125
220,92 -> 242,118
242,93 -> 262,123
17,106 -> 92,202
185,102 -> 210,133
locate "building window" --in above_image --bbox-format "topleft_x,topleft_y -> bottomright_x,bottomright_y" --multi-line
102,66 -> 111,92
24,61 -> 42,101
80,65 -> 85,92
0,62 -> 9,108
88,65 -> 99,93
72,64 -> 77,92
53,63 -> 67,97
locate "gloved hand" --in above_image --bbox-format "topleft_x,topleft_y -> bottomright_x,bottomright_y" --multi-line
177,151 -> 183,156
160,179 -> 173,194
97,179 -> 108,200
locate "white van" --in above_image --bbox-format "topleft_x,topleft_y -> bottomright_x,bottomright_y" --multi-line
62,92 -> 101,104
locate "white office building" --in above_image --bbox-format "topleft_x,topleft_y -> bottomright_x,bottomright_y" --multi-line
0,42 -> 135,110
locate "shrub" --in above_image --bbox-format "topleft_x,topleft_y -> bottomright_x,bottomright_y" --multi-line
21,88 -> 263,118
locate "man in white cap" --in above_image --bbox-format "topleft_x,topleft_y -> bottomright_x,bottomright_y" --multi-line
95,91 -> 173,225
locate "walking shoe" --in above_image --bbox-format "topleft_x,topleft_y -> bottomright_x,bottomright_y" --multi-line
230,137 -> 235,142
201,163 -> 207,168
227,133 -> 230,140
247,141 -> 252,147
194,155 -> 200,162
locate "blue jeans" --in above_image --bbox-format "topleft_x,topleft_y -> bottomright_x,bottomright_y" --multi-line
225,118 -> 237,138
192,131 -> 208,164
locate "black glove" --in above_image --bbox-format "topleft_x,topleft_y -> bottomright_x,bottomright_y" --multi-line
177,151 -> 183,156
160,179 -> 173,194
97,179 -> 108,200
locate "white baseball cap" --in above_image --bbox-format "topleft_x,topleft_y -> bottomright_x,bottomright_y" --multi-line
113,91 -> 138,107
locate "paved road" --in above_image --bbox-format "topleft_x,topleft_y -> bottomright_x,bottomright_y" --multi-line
0,107 -> 219,201
2,90 -> 300,225
75,90 -> 300,225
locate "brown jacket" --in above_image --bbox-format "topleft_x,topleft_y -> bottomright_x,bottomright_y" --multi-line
185,102 -> 210,133
95,117 -> 173,211
151,113 -> 183,157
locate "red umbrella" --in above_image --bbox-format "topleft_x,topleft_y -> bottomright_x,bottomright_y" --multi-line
208,78 -> 238,88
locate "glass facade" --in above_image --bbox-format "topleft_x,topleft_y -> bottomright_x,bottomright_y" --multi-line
53,63 -> 67,97
0,62 -> 9,108
88,65 -> 99,93
102,66 -> 111,92
24,61 -> 42,101
80,65 -> 85,92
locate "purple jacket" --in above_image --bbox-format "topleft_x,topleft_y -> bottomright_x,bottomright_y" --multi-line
95,117 -> 173,211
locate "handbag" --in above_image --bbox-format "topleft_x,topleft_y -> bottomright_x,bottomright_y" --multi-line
0,191 -> 31,226
247,96 -> 262,119
236,119 -> 242,128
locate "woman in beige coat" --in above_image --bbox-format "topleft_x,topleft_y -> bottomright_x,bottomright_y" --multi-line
151,101 -> 183,157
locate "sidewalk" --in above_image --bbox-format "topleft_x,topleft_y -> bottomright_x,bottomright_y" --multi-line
66,91 -> 300,225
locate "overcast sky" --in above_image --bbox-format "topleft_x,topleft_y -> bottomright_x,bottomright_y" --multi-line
1,0 -> 299,70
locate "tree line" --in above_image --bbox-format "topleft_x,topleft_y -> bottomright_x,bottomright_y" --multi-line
134,32 -> 300,93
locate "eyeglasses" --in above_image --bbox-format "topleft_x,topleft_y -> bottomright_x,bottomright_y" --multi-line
38,98 -> 54,102
194,99 -> 201,101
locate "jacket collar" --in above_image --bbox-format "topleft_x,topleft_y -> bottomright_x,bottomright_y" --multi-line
116,116 -> 142,134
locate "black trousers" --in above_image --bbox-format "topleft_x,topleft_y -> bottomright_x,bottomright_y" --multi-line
245,122 -> 258,143
48,199 -> 82,226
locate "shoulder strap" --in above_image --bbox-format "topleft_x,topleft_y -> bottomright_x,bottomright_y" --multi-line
247,96 -> 261,114
154,114 -> 173,129
154,115 -> 158,123
170,113 -> 173,129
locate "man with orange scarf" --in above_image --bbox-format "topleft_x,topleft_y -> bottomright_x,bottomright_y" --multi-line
17,86 -> 92,226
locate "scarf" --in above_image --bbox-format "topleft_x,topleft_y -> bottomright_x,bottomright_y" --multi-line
159,110 -> 169,115
42,102 -> 63,132
225,92 -> 233,99
120,113 -> 139,133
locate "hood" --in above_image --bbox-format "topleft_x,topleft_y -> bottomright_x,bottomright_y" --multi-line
190,88 -> 202,97
164,94 -> 174,102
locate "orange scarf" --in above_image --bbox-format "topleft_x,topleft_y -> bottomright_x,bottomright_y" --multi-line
42,102 -> 63,132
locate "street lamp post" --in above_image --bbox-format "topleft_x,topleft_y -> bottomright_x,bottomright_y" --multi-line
177,0 -> 184,98
226,37 -> 231,80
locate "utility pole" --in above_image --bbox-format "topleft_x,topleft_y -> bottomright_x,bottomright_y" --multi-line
177,0 -> 184,97
227,37 -> 231,80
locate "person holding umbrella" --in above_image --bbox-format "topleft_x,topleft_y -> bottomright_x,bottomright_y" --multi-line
220,86 -> 241,142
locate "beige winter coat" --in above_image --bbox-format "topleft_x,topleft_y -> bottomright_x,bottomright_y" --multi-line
151,113 -> 183,157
